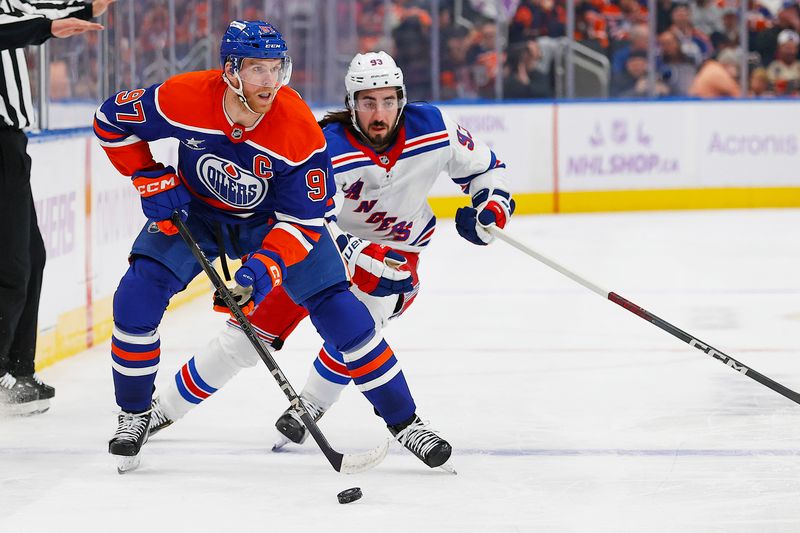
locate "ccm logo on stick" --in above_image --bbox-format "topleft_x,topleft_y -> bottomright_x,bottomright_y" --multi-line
689,339 -> 749,374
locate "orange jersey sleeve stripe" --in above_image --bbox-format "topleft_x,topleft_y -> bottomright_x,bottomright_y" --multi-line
289,223 -> 321,242
261,227 -> 310,267
101,142 -> 158,177
93,118 -> 128,140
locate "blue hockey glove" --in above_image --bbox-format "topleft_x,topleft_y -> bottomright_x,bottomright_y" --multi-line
234,249 -> 286,306
455,189 -> 515,246
131,165 -> 190,235
336,234 -> 413,296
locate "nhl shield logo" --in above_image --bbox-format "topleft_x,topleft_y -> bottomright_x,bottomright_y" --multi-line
231,127 -> 243,140
379,155 -> 390,165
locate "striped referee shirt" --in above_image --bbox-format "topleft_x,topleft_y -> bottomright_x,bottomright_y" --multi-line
0,0 -> 92,129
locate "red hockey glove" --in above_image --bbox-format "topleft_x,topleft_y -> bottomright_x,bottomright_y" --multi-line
336,235 -> 413,296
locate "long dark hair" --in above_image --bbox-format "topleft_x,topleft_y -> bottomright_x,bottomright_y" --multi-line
318,106 -> 351,129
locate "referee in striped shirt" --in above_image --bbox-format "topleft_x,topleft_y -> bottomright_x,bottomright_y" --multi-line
0,0 -> 113,414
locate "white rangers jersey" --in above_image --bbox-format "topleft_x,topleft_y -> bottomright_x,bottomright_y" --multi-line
325,102 -> 509,252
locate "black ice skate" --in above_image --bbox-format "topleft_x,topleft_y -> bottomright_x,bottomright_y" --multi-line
0,372 -> 49,416
273,393 -> 326,450
389,414 -> 455,472
148,396 -> 173,437
109,410 -> 151,474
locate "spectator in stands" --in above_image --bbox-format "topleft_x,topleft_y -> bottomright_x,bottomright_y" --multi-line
465,19 -> 501,98
392,10 -> 432,99
504,39 -> 553,99
605,0 -> 649,45
612,49 -> 670,97
575,3 -> 609,54
711,7 -> 741,51
658,29 -> 698,95
688,47 -> 742,97
612,23 -> 649,75
766,29 -> 800,94
749,66 -> 774,96
467,18 -> 498,62
440,24 -> 477,99
690,0 -> 723,37
752,1 -> 800,67
669,0 -> 713,66
657,0 -> 677,34
508,0 -> 566,44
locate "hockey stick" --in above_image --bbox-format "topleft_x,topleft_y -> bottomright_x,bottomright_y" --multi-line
172,213 -> 389,473
487,225 -> 800,406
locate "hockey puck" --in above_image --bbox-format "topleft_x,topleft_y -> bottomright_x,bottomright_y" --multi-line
337,487 -> 363,504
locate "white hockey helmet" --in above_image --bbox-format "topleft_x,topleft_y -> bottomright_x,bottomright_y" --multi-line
345,52 -> 407,136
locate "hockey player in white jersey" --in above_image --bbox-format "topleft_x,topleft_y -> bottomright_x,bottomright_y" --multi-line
148,52 -> 514,469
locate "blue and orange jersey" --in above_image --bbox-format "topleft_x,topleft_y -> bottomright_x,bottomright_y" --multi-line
94,70 -> 335,266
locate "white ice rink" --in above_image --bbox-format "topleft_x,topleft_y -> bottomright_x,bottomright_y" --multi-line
2,209 -> 800,533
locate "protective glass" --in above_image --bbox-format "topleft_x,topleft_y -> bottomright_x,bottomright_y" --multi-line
352,97 -> 400,113
236,57 -> 292,88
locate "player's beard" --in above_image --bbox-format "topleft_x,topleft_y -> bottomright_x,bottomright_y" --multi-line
366,121 -> 393,148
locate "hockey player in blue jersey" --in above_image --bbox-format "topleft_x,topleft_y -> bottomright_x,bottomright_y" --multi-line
95,21 -> 450,472
146,51 -> 513,469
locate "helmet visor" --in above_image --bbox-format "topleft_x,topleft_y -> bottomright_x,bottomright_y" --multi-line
352,93 -> 403,113
236,57 -> 292,89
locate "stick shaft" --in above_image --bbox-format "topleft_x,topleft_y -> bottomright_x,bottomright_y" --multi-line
172,214 -> 344,471
489,226 -> 800,406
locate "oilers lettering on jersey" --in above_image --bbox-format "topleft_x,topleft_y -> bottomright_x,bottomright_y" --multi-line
94,70 -> 334,266
325,103 -> 509,252
197,154 -> 267,209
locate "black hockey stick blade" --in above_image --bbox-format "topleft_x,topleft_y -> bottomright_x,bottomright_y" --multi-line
172,212 -> 389,473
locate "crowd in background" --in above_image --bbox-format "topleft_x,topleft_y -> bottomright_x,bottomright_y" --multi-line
36,0 -> 800,109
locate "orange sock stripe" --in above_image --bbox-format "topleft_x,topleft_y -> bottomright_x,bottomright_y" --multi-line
349,347 -> 394,378
111,344 -> 160,362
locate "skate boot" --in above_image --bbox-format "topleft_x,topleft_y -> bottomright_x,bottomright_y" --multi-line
0,372 -> 46,416
389,414 -> 454,471
16,373 -> 55,408
148,396 -> 173,437
273,393 -> 326,450
108,410 -> 151,474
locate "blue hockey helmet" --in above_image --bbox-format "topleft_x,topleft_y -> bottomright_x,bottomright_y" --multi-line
220,20 -> 291,77
220,20 -> 292,114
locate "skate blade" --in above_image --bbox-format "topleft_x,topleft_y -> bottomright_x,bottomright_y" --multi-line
271,433 -> 293,452
438,462 -> 457,475
0,399 -> 49,416
116,455 -> 141,474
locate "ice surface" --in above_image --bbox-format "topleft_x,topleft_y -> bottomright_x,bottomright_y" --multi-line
2,209 -> 800,532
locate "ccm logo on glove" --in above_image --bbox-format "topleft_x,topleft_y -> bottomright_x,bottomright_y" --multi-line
133,174 -> 178,197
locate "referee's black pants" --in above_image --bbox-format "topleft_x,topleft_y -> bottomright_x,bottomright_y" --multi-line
0,128 -> 46,377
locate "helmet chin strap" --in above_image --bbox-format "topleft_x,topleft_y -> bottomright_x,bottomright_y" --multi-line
223,70 -> 261,116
